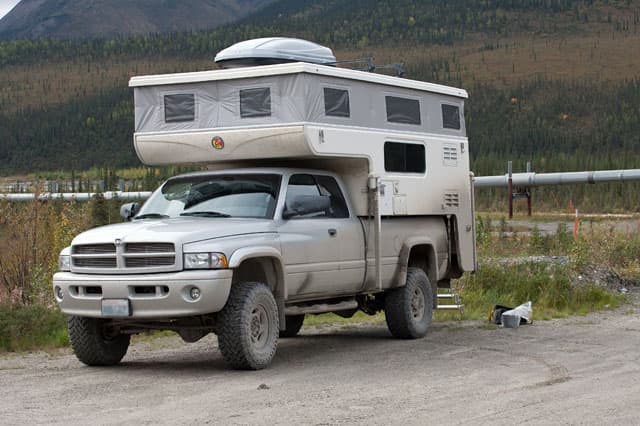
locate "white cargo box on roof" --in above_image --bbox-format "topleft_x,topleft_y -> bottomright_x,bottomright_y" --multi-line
214,37 -> 337,68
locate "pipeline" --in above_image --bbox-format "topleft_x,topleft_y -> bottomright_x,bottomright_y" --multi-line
474,169 -> 640,188
0,191 -> 152,202
3,168 -> 640,200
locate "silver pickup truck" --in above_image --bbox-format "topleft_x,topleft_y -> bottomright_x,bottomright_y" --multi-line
53,167 -> 454,369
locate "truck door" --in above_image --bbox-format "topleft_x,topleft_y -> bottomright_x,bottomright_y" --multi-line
278,173 -> 364,299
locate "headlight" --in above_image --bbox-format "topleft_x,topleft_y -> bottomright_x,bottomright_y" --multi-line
58,255 -> 71,272
184,252 -> 228,269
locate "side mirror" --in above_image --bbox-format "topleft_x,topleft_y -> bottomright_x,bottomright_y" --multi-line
282,195 -> 330,219
120,202 -> 140,220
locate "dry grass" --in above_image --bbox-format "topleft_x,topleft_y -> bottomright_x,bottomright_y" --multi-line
0,57 -> 214,113
337,31 -> 640,85
2,28 -> 640,114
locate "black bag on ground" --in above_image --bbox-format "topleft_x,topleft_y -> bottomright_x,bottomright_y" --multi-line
490,305 -> 513,325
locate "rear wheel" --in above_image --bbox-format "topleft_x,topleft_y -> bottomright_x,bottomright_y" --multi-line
68,316 -> 130,366
279,315 -> 305,338
384,267 -> 433,339
217,282 -> 279,370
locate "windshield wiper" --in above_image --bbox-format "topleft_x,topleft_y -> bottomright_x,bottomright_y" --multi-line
180,211 -> 231,218
134,213 -> 170,220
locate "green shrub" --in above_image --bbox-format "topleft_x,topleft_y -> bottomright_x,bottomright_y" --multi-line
0,305 -> 68,352
455,262 -> 623,320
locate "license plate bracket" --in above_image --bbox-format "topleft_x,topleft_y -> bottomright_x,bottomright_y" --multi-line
101,299 -> 131,317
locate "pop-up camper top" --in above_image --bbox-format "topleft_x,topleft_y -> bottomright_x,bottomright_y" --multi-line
129,42 -> 471,222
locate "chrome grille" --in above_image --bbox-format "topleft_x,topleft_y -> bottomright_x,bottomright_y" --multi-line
71,241 -> 177,272
74,257 -> 117,268
72,244 -> 116,254
125,256 -> 176,267
125,243 -> 174,253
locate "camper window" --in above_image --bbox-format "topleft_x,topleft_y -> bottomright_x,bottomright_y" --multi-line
442,104 -> 461,130
240,87 -> 271,118
384,142 -> 425,173
323,88 -> 350,118
164,94 -> 195,123
385,96 -> 421,125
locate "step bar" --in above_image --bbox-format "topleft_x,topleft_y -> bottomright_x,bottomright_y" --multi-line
437,293 -> 464,311
284,294 -> 463,315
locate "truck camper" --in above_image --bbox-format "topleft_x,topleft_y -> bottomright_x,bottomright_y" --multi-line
53,38 -> 476,370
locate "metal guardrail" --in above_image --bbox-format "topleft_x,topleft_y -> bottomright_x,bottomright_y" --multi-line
0,191 -> 152,202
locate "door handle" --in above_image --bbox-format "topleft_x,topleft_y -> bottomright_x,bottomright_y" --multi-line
328,228 -> 337,237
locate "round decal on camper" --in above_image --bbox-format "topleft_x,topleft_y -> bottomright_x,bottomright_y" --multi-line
212,136 -> 225,150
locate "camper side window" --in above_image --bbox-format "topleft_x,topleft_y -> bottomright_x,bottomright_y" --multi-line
164,94 -> 195,123
385,96 -> 421,125
384,142 -> 425,173
240,87 -> 271,118
442,104 -> 461,130
323,88 -> 350,117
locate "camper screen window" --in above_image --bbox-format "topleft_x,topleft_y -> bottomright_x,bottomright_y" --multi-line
164,94 -> 195,123
240,88 -> 271,118
384,142 -> 425,173
324,88 -> 350,117
385,96 -> 421,125
442,104 -> 461,130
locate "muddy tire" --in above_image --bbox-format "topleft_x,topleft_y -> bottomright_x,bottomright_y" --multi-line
279,315 -> 305,338
384,267 -> 433,339
217,282 -> 279,370
68,316 -> 130,366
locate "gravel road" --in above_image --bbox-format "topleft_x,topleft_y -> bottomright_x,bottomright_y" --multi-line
1,298 -> 639,426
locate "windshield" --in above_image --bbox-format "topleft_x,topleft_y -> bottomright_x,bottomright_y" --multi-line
136,173 -> 281,219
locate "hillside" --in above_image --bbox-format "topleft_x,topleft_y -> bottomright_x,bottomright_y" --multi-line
0,0 -> 275,40
0,0 -> 639,209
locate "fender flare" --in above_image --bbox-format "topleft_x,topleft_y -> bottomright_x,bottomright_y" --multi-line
228,246 -> 287,328
395,237 -> 438,288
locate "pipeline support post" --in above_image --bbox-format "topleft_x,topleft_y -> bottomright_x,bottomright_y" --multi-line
507,161 -> 513,219
526,161 -> 532,217
506,161 -> 533,218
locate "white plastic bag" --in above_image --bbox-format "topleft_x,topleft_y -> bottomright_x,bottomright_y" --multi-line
501,301 -> 532,327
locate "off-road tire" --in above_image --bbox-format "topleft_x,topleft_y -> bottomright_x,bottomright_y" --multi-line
217,282 -> 279,370
279,315 -> 305,338
384,267 -> 433,339
68,316 -> 130,366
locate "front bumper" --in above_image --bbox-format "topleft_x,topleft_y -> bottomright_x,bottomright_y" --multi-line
53,270 -> 233,319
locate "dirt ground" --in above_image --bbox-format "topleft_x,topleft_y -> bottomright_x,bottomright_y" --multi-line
0,297 -> 639,425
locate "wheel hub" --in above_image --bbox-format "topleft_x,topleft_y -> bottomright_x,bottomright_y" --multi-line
250,305 -> 269,348
411,287 -> 425,321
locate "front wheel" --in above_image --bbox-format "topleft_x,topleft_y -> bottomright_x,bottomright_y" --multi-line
68,316 -> 130,366
217,282 -> 279,370
384,267 -> 433,339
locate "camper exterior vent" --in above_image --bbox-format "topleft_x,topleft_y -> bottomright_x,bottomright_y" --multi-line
214,37 -> 336,68
443,192 -> 460,208
443,144 -> 458,166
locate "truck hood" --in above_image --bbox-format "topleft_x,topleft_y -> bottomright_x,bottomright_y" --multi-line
71,218 -> 276,247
